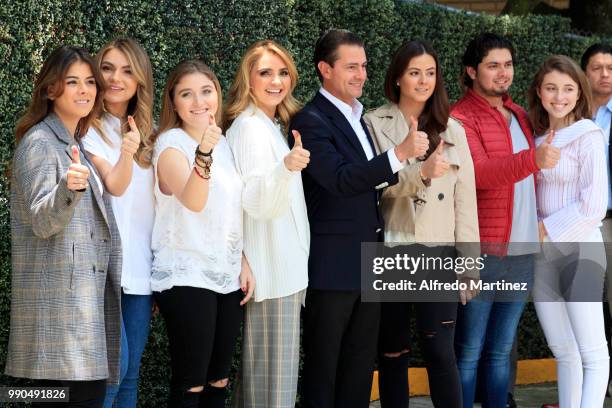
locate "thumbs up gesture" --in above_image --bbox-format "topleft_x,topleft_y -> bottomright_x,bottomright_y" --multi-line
535,129 -> 560,169
394,116 -> 429,162
67,145 -> 91,191
199,112 -> 222,154
420,140 -> 449,179
121,115 -> 141,157
284,130 -> 310,172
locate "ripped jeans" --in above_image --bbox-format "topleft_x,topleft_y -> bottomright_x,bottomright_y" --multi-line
378,301 -> 461,407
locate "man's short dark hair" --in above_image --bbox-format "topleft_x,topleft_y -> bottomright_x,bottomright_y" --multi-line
313,29 -> 364,82
461,32 -> 516,88
581,43 -> 612,70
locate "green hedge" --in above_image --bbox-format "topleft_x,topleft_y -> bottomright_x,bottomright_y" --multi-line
1,1 -> 610,405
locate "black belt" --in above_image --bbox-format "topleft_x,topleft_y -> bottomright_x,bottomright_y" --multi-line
606,210 -> 612,219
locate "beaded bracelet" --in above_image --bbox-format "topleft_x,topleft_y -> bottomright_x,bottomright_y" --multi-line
193,165 -> 210,180
195,145 -> 213,157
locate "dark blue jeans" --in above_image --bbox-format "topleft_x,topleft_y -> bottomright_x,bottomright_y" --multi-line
104,292 -> 153,408
455,254 -> 533,408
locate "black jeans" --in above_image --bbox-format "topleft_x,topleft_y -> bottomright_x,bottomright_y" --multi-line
378,301 -> 461,407
32,379 -> 106,408
154,286 -> 243,407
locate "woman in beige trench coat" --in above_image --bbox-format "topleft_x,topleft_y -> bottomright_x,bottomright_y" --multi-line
364,40 -> 479,408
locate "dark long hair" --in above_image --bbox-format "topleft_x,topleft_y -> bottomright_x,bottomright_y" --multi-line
384,40 -> 449,156
15,46 -> 104,142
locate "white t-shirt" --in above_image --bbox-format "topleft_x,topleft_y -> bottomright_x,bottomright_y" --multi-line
151,128 -> 242,294
83,114 -> 155,295
508,114 -> 539,255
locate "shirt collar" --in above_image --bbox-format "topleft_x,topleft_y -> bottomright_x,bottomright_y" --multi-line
319,87 -> 363,121
593,97 -> 612,122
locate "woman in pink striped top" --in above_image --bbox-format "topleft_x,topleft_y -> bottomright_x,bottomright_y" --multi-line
529,55 -> 609,408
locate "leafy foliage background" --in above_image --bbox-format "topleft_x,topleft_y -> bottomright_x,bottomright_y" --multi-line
0,1 -> 609,405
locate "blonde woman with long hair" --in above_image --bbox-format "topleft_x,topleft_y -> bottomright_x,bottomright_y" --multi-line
225,40 -> 310,408
81,37 -> 155,408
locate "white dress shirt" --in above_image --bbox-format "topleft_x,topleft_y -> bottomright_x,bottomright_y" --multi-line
319,87 -> 404,173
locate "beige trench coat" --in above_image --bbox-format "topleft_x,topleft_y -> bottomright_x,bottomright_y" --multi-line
364,103 -> 480,271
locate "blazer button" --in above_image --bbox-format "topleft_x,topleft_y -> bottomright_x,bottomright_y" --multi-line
438,193 -> 444,201
376,228 -> 382,233
66,198 -> 72,206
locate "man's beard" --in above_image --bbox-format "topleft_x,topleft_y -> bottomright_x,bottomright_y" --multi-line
482,85 -> 509,97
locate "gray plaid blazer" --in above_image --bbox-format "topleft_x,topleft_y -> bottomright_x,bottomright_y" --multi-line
5,113 -> 122,383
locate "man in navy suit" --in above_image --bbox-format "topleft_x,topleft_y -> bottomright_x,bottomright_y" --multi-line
290,29 -> 422,408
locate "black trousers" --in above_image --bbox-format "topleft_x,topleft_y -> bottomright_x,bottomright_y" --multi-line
32,379 -> 106,408
302,289 -> 380,408
154,286 -> 243,407
378,301 -> 461,408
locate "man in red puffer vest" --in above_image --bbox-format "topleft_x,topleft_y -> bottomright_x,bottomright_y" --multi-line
450,33 -> 560,408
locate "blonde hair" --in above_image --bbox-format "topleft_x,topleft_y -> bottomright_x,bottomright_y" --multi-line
93,38 -> 154,168
153,59 -> 223,144
223,40 -> 300,131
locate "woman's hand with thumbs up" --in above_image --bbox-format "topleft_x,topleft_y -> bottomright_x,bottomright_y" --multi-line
67,145 -> 90,191
420,140 -> 449,179
199,112 -> 222,154
120,115 -> 141,157
535,129 -> 560,169
284,130 -> 310,172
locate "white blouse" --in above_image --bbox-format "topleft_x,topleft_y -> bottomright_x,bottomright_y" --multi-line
536,119 -> 608,243
151,128 -> 243,294
226,105 -> 309,302
83,114 -> 155,295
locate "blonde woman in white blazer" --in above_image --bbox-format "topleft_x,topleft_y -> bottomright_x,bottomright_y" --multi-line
529,55 -> 609,408
224,40 -> 310,408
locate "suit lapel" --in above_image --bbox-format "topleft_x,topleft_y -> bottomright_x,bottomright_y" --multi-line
314,93 -> 368,161
42,114 -> 110,225
361,118 -> 376,155
78,142 -> 109,225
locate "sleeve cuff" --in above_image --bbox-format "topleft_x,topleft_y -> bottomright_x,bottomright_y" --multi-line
387,149 -> 405,173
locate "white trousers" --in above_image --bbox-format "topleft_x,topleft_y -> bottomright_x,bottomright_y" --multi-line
534,231 -> 609,408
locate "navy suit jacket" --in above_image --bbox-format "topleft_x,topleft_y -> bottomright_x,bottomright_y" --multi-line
289,92 -> 399,290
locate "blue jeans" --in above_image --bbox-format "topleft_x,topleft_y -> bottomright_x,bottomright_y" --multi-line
104,292 -> 153,408
455,254 -> 533,408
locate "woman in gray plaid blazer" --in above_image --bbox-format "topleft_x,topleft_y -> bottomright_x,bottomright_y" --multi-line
5,46 -> 122,407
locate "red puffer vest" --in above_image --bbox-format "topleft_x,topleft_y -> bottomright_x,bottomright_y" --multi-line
451,89 -> 539,246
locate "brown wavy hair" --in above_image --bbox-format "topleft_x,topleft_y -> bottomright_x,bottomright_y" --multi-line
152,59 -> 223,145
223,40 -> 300,131
93,38 -> 155,168
528,55 -> 593,135
15,46 -> 104,142
384,40 -> 450,157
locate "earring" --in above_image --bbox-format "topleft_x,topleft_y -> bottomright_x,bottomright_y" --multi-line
396,82 -> 400,87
